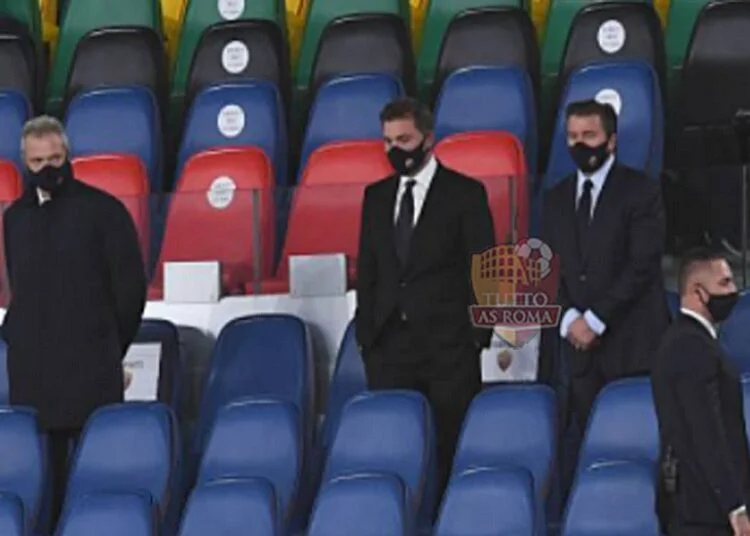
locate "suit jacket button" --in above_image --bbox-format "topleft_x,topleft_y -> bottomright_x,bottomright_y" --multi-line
579,274 -> 587,282
400,281 -> 406,288
401,311 -> 408,322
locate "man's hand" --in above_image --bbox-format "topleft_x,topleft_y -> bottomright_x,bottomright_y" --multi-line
568,317 -> 597,351
123,368 -> 133,390
731,509 -> 750,536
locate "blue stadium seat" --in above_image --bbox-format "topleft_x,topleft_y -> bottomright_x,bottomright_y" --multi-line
666,290 -> 680,320
562,461 -> 660,536
134,319 -> 182,410
321,391 -> 436,532
178,478 -> 278,536
434,66 -> 537,175
65,403 -> 176,523
577,378 -> 659,474
307,474 -> 409,536
320,321 -> 367,452
64,86 -> 162,191
0,337 -> 8,405
435,467 -> 535,536
177,82 -> 287,185
196,398 -> 301,524
0,408 -> 44,528
720,292 -> 750,375
57,492 -> 156,536
0,91 -> 30,173
192,315 -> 313,466
299,74 -> 404,174
0,494 -> 23,536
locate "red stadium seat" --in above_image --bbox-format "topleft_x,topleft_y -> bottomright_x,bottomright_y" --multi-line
268,141 -> 394,293
435,131 -> 529,242
150,147 -> 275,300
72,154 -> 150,256
0,160 -> 22,307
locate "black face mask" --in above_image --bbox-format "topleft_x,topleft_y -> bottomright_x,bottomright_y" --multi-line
569,140 -> 611,174
26,160 -> 72,193
387,140 -> 428,176
699,286 -> 739,323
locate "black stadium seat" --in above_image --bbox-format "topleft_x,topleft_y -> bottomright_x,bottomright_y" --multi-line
0,16 -> 41,111
64,26 -> 167,113
186,19 -> 290,112
560,2 -> 665,99
435,7 -> 539,103
310,13 -> 415,96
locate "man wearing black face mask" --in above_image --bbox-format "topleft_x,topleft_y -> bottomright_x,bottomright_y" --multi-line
1,116 -> 146,529
356,98 -> 495,500
652,248 -> 750,536
541,99 -> 669,430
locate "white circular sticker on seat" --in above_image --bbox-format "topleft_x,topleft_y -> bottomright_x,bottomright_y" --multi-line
597,19 -> 626,54
218,0 -> 244,20
222,40 -> 249,74
207,176 -> 237,209
595,88 -> 622,115
217,104 -> 245,138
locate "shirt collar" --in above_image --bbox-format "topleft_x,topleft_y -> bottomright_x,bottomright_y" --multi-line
680,307 -> 717,339
577,153 -> 615,194
36,188 -> 50,205
400,154 -> 438,190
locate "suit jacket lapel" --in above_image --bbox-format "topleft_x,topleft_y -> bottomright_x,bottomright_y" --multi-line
560,178 -> 582,265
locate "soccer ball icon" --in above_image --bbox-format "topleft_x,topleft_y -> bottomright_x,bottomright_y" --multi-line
515,238 -> 553,282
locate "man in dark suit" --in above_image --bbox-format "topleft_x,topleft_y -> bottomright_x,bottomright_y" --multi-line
542,99 -> 669,430
355,97 -> 495,492
652,247 -> 750,536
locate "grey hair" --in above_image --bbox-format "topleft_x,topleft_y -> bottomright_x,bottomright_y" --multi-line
20,115 -> 70,155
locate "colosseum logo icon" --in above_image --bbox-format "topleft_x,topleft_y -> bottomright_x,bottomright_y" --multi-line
470,238 -> 562,347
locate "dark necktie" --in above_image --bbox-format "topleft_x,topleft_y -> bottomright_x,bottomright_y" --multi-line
395,179 -> 416,266
576,179 -> 593,253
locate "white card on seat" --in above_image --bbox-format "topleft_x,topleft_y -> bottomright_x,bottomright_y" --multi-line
164,261 -> 221,303
289,254 -> 347,298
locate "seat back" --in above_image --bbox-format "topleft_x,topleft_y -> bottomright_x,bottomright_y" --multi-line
0,338 -> 7,404
133,319 -> 182,409
308,474 -> 408,536
197,399 -> 302,518
0,1 -> 42,51
0,16 -> 39,110
0,494 -> 23,536
435,467 -> 535,536
0,160 -> 22,307
664,0 -> 713,94
151,147 -> 275,297
57,492 -> 156,536
311,14 -> 414,96
0,91 -> 30,171
0,408 -> 44,525
720,292 -> 750,375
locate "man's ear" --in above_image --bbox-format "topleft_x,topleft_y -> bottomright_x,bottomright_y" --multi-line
424,132 -> 436,150
607,133 -> 617,153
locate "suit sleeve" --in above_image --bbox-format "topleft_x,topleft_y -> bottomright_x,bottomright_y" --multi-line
462,181 -> 496,348
2,209 -> 13,291
541,191 -> 574,314
672,334 -> 745,517
355,187 -> 376,351
589,179 -> 665,325
102,199 -> 147,357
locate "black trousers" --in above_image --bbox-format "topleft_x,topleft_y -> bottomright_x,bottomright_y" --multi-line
669,522 -> 732,536
364,320 -> 481,505
48,428 -> 80,530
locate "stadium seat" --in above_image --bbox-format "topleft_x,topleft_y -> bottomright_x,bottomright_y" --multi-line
65,403 -> 177,522
63,26 -> 167,112
191,315 -> 313,468
300,74 -> 404,173
0,408 -> 45,528
150,147 -> 275,299
71,154 -> 150,256
308,13 -> 414,97
0,161 -> 22,307
0,91 -> 31,172
664,0 -> 713,97
295,0 -> 409,95
133,319 -> 182,409
177,81 -> 287,185
321,391 -> 436,531
0,16 -> 41,111
177,478 -> 278,536
432,7 -> 538,103
720,292 -> 750,375
0,494 -> 23,536
416,0 -> 523,99
434,466 -> 535,536
65,86 -> 163,192
577,377 -> 659,473
273,141 -> 393,289
665,289 -> 679,319
170,0 -> 285,122
434,131 -> 529,242
57,492 -> 156,536
434,66 -> 537,175
185,19 -> 290,113
0,338 -> 7,404
561,461 -> 660,536
196,398 -> 302,524
0,1 -> 42,51
320,321 -> 367,451
46,0 -> 161,116
307,474 -> 409,536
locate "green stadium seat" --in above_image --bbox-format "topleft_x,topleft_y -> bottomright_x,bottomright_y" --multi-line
46,0 -> 162,117
664,0 -> 712,100
416,0 -> 522,100
0,0 -> 41,48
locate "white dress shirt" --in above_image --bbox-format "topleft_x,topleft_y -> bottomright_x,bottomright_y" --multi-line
559,154 -> 615,340
393,155 -> 438,225
37,188 -> 50,205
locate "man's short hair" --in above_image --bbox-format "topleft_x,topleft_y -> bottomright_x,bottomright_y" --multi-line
20,115 -> 70,155
677,246 -> 728,294
565,99 -> 618,138
379,97 -> 434,135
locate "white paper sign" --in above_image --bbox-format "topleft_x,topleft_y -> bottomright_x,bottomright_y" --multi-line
481,328 -> 540,383
123,343 -> 162,401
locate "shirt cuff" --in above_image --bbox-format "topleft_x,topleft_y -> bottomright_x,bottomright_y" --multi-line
584,309 -> 607,336
731,505 -> 747,519
560,308 -> 581,338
